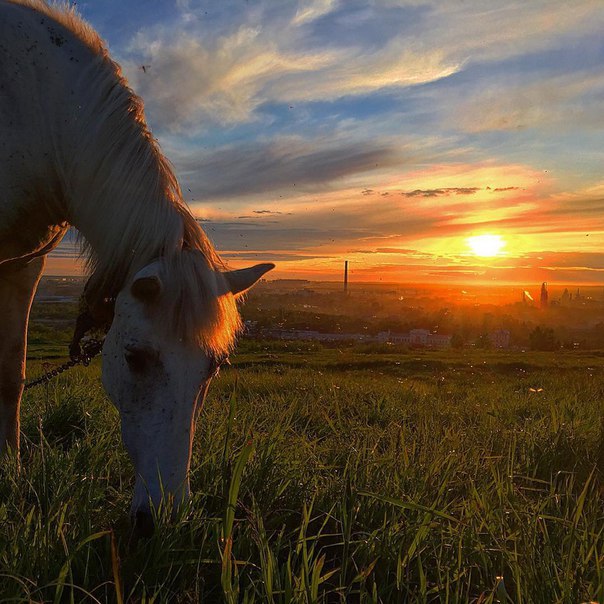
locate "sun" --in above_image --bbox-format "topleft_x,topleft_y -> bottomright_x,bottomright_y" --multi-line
467,234 -> 506,257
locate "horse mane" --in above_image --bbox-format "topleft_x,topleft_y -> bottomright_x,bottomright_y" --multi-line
6,0 -> 106,55
7,0 -> 241,356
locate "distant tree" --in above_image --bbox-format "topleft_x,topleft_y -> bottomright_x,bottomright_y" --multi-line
475,333 -> 491,349
529,326 -> 559,351
589,322 -> 604,348
482,312 -> 495,332
451,333 -> 465,349
371,300 -> 383,312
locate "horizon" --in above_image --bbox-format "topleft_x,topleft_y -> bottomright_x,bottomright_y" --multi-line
45,1 -> 604,285
39,270 -> 604,295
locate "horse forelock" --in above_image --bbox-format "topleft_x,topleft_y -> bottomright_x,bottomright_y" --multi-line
164,251 -> 242,359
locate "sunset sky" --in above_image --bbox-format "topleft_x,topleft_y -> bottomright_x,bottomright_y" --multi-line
48,0 -> 604,285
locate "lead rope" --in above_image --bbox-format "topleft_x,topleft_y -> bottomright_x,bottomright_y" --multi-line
25,340 -> 229,391
23,337 -> 104,391
24,335 -> 231,392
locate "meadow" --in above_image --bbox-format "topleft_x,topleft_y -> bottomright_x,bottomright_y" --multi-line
0,336 -> 602,602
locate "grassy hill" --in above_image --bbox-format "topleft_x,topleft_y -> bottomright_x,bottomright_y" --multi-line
1,340 -> 602,602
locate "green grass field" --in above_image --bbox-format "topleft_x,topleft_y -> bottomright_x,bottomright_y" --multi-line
1,340 -> 602,602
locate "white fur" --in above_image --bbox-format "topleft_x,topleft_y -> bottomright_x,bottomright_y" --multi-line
102,259 -> 212,514
0,0 -> 273,522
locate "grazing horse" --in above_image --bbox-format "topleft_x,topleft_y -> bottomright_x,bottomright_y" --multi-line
0,0 -> 274,531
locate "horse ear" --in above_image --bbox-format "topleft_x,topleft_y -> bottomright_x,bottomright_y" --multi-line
222,263 -> 274,296
131,275 -> 162,301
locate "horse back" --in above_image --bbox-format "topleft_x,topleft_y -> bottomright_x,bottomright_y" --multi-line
0,1 -> 88,263
0,0 -> 88,153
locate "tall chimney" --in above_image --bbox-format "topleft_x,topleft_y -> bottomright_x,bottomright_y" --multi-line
344,260 -> 348,293
540,282 -> 548,309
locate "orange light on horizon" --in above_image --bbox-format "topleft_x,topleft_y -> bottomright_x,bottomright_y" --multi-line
467,234 -> 506,257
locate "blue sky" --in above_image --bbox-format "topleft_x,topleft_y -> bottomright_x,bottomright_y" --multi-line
48,0 -> 604,284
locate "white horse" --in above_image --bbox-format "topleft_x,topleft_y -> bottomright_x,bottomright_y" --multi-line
0,0 -> 273,533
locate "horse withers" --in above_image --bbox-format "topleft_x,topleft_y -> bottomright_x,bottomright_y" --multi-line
0,0 -> 274,533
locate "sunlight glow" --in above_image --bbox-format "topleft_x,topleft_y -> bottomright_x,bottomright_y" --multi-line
467,234 -> 506,257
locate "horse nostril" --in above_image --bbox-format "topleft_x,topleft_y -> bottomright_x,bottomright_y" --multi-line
132,509 -> 155,538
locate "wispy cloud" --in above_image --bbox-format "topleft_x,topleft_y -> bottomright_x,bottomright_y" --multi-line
124,29 -> 457,131
118,0 -> 604,131
402,188 -> 481,198
123,28 -> 327,128
292,0 -> 339,26
453,70 -> 604,133
173,136 -> 400,198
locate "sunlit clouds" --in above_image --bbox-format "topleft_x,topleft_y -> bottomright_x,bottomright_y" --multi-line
47,0 -> 604,284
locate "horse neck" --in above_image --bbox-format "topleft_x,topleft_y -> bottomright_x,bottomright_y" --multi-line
65,61 -> 185,299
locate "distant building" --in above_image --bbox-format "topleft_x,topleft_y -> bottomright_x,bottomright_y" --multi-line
261,327 -> 451,347
427,333 -> 452,348
266,329 -> 372,343
378,331 -> 411,345
378,329 -> 451,348
540,282 -> 548,309
409,329 -> 430,346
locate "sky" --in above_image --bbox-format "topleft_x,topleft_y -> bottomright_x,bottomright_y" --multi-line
46,0 -> 604,285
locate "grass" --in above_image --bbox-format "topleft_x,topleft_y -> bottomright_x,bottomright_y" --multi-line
0,341 -> 601,602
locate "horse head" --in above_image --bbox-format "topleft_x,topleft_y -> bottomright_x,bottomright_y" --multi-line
100,252 -> 273,535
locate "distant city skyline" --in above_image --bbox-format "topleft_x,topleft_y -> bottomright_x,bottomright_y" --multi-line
46,0 -> 604,285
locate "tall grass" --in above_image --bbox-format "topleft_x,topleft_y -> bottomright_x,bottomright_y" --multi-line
0,346 -> 601,602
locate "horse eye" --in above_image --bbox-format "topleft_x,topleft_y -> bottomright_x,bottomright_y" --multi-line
124,346 -> 159,373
